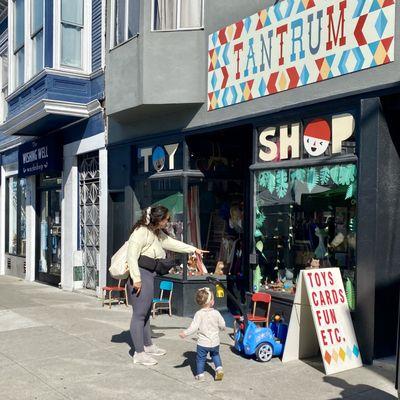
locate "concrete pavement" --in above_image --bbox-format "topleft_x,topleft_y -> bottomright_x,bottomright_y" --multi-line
0,275 -> 397,400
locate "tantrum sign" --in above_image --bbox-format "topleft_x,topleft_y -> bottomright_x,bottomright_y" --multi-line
208,0 -> 395,110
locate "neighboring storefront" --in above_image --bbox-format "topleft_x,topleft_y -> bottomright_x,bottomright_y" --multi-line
18,137 -> 63,286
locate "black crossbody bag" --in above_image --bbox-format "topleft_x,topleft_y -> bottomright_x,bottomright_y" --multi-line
138,255 -> 176,276
137,230 -> 177,276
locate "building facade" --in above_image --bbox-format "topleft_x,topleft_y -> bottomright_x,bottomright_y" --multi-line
0,0 -> 108,294
105,0 -> 400,364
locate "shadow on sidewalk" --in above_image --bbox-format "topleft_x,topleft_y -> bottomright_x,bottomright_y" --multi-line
111,330 -> 135,356
174,351 -> 215,377
111,328 -> 167,356
324,376 -> 396,399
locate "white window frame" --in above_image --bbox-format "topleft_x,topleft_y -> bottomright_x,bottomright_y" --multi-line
9,0 -> 46,94
0,30 -> 8,122
10,0 -> 27,90
0,50 -> 8,122
53,0 -> 91,74
151,0 -> 204,32
30,0 -> 44,76
110,0 -> 139,49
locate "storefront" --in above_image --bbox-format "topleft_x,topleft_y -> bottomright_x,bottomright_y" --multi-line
106,0 -> 400,363
108,126 -> 253,315
204,0 -> 400,363
18,136 -> 62,286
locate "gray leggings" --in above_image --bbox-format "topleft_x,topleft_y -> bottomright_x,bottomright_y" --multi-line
127,267 -> 155,353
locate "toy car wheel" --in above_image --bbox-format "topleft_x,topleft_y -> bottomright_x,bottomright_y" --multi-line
256,343 -> 273,362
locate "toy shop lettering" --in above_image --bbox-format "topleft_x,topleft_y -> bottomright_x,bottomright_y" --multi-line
234,1 -> 347,79
258,113 -> 355,161
139,144 -> 179,173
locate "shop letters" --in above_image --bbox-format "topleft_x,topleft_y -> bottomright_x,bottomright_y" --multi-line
258,113 -> 354,162
140,143 -> 179,173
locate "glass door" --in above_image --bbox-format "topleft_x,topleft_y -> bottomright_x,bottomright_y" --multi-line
38,187 -> 62,285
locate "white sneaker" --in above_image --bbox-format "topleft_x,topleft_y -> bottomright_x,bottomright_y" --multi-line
195,374 -> 206,382
144,344 -> 167,356
133,352 -> 158,366
215,367 -> 224,381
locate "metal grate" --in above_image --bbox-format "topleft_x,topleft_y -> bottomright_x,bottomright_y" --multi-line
0,1 -> 7,20
79,152 -> 100,290
7,258 -> 10,269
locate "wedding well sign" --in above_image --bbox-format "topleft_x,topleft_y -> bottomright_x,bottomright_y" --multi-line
208,0 -> 395,110
282,268 -> 362,375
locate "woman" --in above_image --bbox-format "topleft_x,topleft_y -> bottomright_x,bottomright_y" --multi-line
127,205 -> 207,366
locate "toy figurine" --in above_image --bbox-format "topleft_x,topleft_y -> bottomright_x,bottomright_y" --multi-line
283,268 -> 294,290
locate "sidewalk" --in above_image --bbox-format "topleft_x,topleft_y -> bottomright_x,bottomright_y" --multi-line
0,275 -> 397,400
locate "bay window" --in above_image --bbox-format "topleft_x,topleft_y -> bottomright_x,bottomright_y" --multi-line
0,46 -> 8,122
153,0 -> 203,31
61,0 -> 84,68
14,0 -> 25,87
112,0 -> 139,48
31,0 -> 44,75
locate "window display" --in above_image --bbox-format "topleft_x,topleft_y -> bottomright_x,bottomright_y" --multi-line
254,163 -> 357,306
134,177 -> 188,278
186,127 -> 251,280
6,176 -> 26,256
188,178 -> 244,276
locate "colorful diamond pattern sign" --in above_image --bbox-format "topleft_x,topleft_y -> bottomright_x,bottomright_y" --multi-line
208,0 -> 395,111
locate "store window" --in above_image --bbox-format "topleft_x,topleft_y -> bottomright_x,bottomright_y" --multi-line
254,163 -> 357,308
186,127 -> 252,279
6,176 -> 27,256
134,177 -> 187,278
153,0 -> 203,31
112,0 -> 139,48
61,0 -> 84,68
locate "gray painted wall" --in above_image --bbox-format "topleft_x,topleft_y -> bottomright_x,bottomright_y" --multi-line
106,0 -> 400,143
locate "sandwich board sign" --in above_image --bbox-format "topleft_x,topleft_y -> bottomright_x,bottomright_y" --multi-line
282,268 -> 362,375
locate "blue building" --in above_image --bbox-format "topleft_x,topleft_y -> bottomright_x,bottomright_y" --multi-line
0,0 -> 107,294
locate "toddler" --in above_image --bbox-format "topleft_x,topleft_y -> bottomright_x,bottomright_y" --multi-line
179,287 -> 226,381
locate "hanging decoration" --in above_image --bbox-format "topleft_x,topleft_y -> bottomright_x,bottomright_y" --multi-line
275,170 -> 289,198
257,164 -> 357,200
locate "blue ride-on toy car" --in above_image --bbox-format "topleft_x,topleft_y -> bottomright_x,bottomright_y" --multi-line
206,276 -> 287,362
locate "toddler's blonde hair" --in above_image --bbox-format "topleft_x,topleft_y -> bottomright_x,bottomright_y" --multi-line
196,287 -> 213,307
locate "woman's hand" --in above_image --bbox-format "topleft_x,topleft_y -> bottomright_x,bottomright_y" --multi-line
195,248 -> 209,256
179,332 -> 186,339
133,281 -> 142,295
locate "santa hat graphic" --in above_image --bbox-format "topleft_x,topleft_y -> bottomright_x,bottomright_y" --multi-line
304,119 -> 331,141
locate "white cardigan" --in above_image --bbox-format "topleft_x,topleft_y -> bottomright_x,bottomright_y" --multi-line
127,226 -> 196,283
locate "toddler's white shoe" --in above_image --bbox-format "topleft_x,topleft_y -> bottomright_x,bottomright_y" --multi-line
195,374 -> 206,382
144,344 -> 167,356
133,351 -> 158,366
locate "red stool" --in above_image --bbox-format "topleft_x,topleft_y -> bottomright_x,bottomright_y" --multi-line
102,280 -> 128,309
